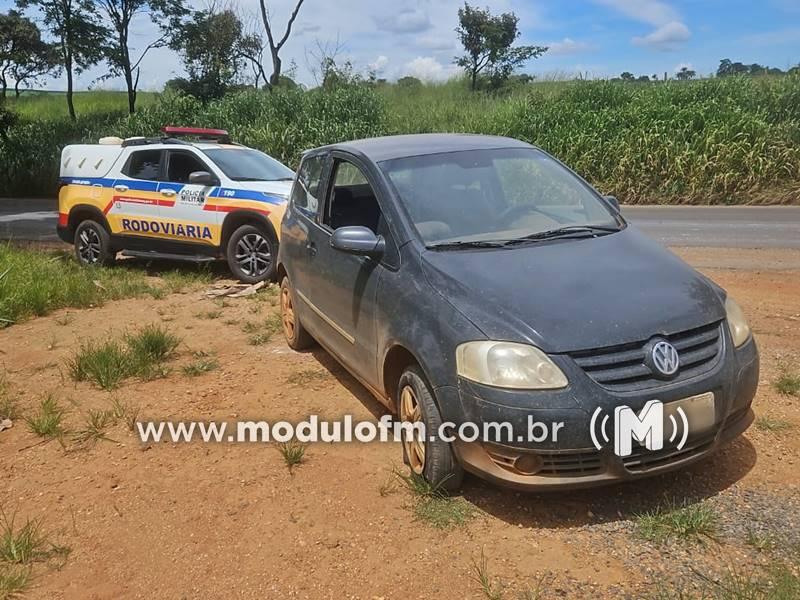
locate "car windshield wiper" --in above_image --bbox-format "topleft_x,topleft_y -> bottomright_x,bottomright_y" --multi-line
505,224 -> 621,245
230,176 -> 267,181
426,240 -> 514,250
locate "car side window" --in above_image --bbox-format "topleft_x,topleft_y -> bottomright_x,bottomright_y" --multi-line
323,159 -> 382,235
167,151 -> 212,184
125,150 -> 162,180
291,154 -> 324,217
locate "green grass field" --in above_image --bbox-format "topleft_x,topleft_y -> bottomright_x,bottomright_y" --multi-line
5,90 -> 159,119
1,76 -> 799,204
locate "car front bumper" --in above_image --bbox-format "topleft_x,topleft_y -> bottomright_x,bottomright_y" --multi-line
435,330 -> 759,491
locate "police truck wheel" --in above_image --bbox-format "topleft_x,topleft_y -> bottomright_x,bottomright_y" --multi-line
280,276 -> 314,350
398,366 -> 463,493
74,220 -> 115,266
226,224 -> 276,283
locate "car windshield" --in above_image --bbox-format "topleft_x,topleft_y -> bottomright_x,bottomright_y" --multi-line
202,148 -> 294,182
379,147 -> 622,247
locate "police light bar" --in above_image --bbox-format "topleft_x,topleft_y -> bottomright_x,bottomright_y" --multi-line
161,126 -> 230,142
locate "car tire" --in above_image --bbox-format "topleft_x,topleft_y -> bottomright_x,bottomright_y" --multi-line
280,276 -> 314,350
398,366 -> 463,493
226,224 -> 277,284
74,220 -> 115,266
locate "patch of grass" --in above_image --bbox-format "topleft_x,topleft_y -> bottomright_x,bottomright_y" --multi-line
109,398 -> 139,431
746,529 -> 778,553
378,474 -> 398,497
471,549 -> 504,600
67,325 -> 181,389
0,565 -> 30,599
689,558 -> 800,599
67,339 -> 129,390
636,499 -> 718,544
286,369 -> 329,386
53,313 -> 73,326
244,314 -> 283,345
125,324 -> 180,363
774,370 -> 800,397
756,416 -> 793,432
0,246 -> 195,327
72,409 -> 115,446
0,375 -> 18,420
393,468 -> 474,529
24,395 -> 66,440
196,310 -> 222,320
277,441 -> 306,472
0,510 -> 69,566
182,353 -> 220,376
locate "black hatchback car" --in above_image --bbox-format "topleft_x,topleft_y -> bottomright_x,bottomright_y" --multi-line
277,134 -> 758,491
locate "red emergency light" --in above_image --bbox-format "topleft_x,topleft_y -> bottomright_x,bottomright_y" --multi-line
161,126 -> 230,142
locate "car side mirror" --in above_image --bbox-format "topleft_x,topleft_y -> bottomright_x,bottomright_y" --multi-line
189,171 -> 217,186
603,195 -> 620,213
330,226 -> 385,257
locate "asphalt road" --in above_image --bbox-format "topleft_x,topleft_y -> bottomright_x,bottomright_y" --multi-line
1,198 -> 799,248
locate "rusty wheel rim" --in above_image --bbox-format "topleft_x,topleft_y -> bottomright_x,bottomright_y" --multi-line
400,385 -> 425,475
281,285 -> 295,341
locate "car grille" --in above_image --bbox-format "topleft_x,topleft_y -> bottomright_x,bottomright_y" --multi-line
569,321 -> 724,393
622,432 -> 715,472
485,445 -> 604,477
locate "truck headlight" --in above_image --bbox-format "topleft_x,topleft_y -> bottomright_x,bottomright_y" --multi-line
725,297 -> 751,347
456,341 -> 568,390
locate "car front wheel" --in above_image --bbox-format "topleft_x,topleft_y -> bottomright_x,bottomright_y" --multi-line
74,220 -> 115,266
398,366 -> 463,493
226,224 -> 276,283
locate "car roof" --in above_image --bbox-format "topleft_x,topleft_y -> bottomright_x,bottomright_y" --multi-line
315,133 -> 535,162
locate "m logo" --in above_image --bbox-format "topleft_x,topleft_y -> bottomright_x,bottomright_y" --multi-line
651,340 -> 680,377
589,399 -> 690,457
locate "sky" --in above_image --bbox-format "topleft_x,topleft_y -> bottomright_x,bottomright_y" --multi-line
2,0 -> 799,91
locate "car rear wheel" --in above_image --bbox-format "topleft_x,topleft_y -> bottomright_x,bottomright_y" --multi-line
398,366 -> 463,493
74,220 -> 115,266
226,224 -> 276,284
280,276 -> 314,350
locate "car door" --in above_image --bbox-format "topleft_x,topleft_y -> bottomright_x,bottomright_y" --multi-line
108,148 -> 164,237
300,154 -> 394,388
282,151 -> 328,304
158,150 -> 220,245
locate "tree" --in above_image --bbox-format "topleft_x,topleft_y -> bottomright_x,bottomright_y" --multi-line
454,2 -> 547,91
637,75 -> 650,83
96,0 -> 189,114
397,75 -> 422,88
0,10 -> 58,98
171,8 -> 249,101
675,66 -> 696,81
620,71 -> 635,82
257,0 -> 305,89
16,0 -> 107,120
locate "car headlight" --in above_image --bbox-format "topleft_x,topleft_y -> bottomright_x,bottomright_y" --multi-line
456,341 -> 568,390
725,297 -> 751,347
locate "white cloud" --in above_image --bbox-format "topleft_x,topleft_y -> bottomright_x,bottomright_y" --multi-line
595,0 -> 690,51
403,56 -> 457,82
374,8 -> 432,34
743,27 -> 800,46
632,21 -> 691,51
416,35 -> 457,52
368,55 -> 389,74
546,38 -> 592,56
593,0 -> 678,26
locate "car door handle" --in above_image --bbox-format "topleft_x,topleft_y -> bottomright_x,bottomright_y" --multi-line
114,184 -> 128,192
306,242 -> 317,256
161,189 -> 176,197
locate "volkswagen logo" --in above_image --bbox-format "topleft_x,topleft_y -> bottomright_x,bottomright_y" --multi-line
651,341 -> 680,377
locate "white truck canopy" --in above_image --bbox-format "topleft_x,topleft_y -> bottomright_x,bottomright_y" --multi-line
60,140 -> 127,179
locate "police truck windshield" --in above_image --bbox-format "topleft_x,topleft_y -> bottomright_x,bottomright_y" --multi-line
202,148 -> 294,182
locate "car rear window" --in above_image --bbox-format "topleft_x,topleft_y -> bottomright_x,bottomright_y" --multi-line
125,149 -> 162,180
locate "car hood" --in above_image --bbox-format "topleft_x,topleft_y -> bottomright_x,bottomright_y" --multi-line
420,226 -> 725,353
232,180 -> 292,198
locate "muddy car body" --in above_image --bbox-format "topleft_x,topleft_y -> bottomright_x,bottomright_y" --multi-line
277,133 -> 759,491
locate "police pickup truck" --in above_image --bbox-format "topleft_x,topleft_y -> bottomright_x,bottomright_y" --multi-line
58,126 -> 295,283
